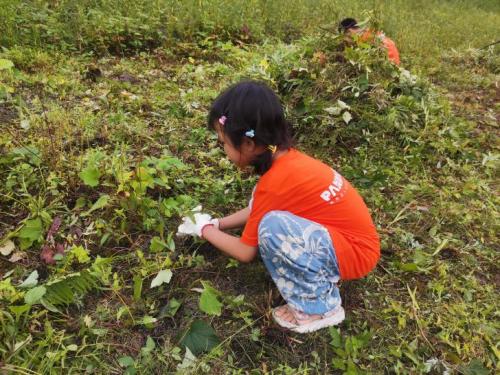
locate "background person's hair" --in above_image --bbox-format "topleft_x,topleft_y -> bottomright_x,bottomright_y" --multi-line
339,18 -> 358,33
208,81 -> 292,175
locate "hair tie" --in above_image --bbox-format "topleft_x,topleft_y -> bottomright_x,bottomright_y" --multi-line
267,145 -> 277,154
219,116 -> 227,126
245,129 -> 255,138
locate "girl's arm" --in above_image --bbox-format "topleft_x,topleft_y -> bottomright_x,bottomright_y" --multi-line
218,206 -> 250,230
202,226 -> 258,263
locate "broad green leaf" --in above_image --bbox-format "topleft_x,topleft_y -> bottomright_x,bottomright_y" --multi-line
179,320 -> 221,356
149,236 -> 167,252
18,218 -> 43,241
74,197 -> 87,209
118,356 -> 135,367
159,298 -> 181,318
156,157 -> 185,170
24,286 -> 47,305
83,195 -> 110,215
399,263 -> 418,272
345,360 -> 360,374
329,327 -> 343,348
139,315 -> 157,328
89,194 -> 109,211
79,167 -> 101,187
116,306 -> 128,320
141,336 -> 155,355
53,253 -> 64,261
131,167 -> 154,194
91,256 -> 113,284
199,287 -> 222,316
460,359 -> 489,375
160,197 -> 179,217
19,270 -> 39,288
17,218 -> 43,250
0,240 -> 15,256
12,146 -> 41,166
70,245 -> 90,263
227,294 -> 245,308
40,298 -> 60,313
150,269 -> 172,288
332,357 -> 346,370
9,304 -> 31,319
115,170 -> 133,185
0,59 -> 14,70
165,234 -> 175,251
226,258 -> 239,269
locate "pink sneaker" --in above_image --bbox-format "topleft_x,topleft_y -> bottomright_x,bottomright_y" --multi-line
272,304 -> 345,333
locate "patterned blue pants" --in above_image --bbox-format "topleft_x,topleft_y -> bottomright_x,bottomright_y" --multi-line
258,211 -> 342,315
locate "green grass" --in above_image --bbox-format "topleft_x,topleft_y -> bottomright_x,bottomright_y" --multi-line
0,1 -> 499,374
1,0 -> 499,68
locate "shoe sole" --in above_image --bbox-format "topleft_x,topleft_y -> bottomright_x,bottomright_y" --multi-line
291,307 -> 345,333
272,306 -> 345,333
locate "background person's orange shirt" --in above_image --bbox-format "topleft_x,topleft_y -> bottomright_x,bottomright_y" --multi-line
360,29 -> 400,65
380,35 -> 400,65
240,149 -> 380,280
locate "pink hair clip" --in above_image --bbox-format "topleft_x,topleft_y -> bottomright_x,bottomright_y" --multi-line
218,116 -> 227,126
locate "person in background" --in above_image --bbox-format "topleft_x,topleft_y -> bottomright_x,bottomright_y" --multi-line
339,18 -> 400,65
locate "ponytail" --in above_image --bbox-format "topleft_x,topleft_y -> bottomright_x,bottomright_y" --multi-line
208,81 -> 293,175
251,148 -> 275,175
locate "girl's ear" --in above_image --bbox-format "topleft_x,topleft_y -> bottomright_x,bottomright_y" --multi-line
241,137 -> 257,154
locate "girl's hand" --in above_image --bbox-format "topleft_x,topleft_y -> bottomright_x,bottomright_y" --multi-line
177,212 -> 213,238
210,218 -> 220,230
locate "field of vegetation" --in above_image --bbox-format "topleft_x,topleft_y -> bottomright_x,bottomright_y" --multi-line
1,0 -> 498,373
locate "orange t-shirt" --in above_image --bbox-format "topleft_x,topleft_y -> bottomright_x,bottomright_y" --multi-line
360,30 -> 400,65
381,35 -> 400,65
240,149 -> 380,280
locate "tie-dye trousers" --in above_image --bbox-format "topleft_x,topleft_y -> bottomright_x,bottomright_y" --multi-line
258,210 -> 342,315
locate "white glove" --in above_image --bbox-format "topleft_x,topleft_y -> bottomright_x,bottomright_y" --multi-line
210,218 -> 220,230
177,212 -> 213,238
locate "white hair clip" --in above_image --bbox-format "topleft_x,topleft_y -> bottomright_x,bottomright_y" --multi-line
245,129 -> 255,138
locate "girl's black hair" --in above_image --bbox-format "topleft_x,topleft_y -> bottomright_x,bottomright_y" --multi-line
208,81 -> 292,175
339,18 -> 358,33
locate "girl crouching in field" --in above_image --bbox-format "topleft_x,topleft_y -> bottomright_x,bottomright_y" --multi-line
177,81 -> 380,333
